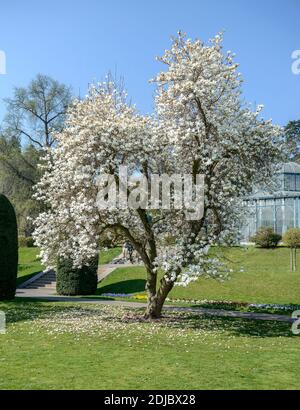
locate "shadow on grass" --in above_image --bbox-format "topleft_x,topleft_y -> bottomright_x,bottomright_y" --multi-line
162,313 -> 295,339
16,271 -> 41,287
0,298 -> 295,339
97,279 -> 146,295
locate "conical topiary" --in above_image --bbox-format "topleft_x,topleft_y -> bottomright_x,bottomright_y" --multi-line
0,194 -> 18,300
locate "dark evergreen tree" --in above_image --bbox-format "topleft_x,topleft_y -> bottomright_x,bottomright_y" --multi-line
0,194 -> 18,300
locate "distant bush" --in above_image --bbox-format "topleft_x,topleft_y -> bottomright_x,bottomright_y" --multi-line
283,228 -> 300,272
163,235 -> 176,246
250,227 -> 282,248
18,236 -> 35,247
98,228 -> 126,248
283,228 -> 300,248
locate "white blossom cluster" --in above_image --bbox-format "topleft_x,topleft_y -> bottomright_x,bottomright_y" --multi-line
33,32 -> 284,291
33,84 -> 155,268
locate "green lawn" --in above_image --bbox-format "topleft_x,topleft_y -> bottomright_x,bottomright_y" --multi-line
17,247 -> 122,286
18,246 -> 300,307
0,299 -> 299,390
97,247 -> 300,305
17,247 -> 43,286
99,247 -> 122,264
9,247 -> 300,389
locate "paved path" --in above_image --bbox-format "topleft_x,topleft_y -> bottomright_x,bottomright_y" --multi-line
16,257 -> 295,323
16,255 -> 141,298
98,258 -> 142,281
15,293 -> 294,323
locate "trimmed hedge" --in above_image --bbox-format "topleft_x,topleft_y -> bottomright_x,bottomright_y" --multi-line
0,194 -> 18,300
56,255 -> 99,296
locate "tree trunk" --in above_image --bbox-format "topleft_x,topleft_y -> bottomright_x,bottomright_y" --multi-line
144,274 -> 174,319
144,266 -> 158,318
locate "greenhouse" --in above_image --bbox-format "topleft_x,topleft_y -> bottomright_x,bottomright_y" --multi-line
243,162 -> 300,241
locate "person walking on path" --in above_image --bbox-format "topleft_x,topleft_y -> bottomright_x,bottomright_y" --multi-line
122,242 -> 134,262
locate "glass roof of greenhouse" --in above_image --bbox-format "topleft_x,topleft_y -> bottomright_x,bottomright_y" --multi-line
280,162 -> 300,174
247,162 -> 300,200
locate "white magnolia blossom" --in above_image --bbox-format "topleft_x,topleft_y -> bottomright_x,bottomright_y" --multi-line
33,32 -> 284,317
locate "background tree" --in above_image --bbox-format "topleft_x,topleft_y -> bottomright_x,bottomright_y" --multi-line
34,33 -> 284,318
284,120 -> 300,161
283,228 -> 300,272
0,134 -> 40,235
0,74 -> 72,235
4,74 -> 72,149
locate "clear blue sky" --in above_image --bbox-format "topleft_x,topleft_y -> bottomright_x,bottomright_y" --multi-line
0,0 -> 299,126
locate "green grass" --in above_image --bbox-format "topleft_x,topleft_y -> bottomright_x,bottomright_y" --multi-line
0,299 -> 299,390
97,247 -> 300,306
17,247 -> 42,286
17,247 -> 122,287
97,266 -> 145,295
99,247 -> 122,264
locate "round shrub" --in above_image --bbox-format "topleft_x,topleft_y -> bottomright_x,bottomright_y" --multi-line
283,228 -> 300,248
0,194 -> 18,300
18,236 -> 27,247
56,255 -> 99,296
250,227 -> 282,248
18,236 -> 35,248
26,237 -> 35,247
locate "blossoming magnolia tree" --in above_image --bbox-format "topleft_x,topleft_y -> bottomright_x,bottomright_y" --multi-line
34,33 -> 284,319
